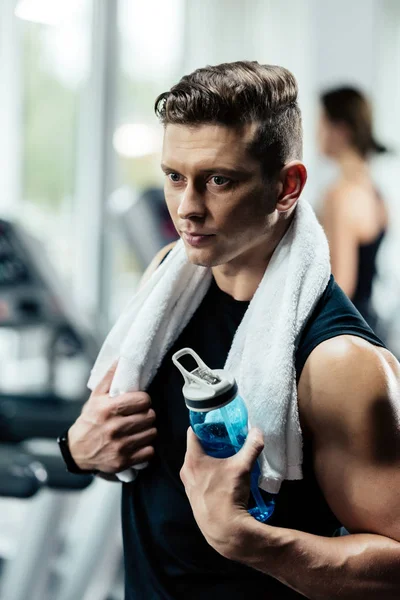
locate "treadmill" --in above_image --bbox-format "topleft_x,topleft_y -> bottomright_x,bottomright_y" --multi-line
0,218 -> 97,600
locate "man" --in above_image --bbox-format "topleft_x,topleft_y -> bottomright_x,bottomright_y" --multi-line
63,62 -> 400,598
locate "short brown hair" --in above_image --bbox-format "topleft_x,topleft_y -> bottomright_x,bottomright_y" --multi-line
321,87 -> 387,158
155,61 -> 303,178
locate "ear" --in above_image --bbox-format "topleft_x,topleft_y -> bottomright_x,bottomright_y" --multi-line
276,161 -> 307,213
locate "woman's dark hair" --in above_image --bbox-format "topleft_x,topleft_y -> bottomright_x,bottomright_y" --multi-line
155,61 -> 303,179
321,87 -> 387,158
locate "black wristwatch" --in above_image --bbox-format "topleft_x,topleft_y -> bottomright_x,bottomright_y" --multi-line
57,430 -> 96,475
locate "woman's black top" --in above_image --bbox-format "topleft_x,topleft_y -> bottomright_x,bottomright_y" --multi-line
122,275 -> 384,599
352,230 -> 385,328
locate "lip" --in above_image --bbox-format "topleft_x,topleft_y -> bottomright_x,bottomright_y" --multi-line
181,231 -> 215,247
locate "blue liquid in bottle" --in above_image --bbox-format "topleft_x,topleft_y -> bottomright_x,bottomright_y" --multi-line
173,348 -> 275,523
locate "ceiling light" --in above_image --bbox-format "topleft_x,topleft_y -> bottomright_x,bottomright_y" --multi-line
113,124 -> 161,159
15,0 -> 71,26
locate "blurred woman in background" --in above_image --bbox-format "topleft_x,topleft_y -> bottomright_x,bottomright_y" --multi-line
318,87 -> 388,330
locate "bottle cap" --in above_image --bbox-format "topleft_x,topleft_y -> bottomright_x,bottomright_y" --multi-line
172,347 -> 237,412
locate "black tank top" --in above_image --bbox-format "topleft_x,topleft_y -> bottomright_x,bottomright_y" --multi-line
352,230 -> 385,327
122,276 -> 384,600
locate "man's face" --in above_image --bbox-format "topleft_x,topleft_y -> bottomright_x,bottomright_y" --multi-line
161,123 -> 277,267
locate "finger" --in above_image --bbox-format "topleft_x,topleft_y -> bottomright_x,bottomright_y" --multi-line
109,392 -> 152,416
232,427 -> 264,472
112,410 -> 156,436
129,445 -> 155,465
94,360 -> 118,394
125,427 -> 157,450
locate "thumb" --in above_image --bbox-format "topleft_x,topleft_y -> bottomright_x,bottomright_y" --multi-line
233,427 -> 264,471
186,427 -> 207,458
94,360 -> 118,394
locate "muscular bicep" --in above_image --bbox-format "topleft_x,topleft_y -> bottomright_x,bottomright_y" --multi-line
299,336 -> 400,541
322,190 -> 359,297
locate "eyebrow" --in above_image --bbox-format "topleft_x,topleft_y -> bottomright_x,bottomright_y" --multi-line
160,164 -> 252,178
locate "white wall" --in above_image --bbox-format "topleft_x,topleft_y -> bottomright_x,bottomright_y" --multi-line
311,0 -> 378,92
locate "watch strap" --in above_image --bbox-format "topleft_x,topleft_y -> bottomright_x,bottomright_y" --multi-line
57,430 -> 96,475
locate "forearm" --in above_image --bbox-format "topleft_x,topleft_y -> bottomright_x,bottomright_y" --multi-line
227,519 -> 400,599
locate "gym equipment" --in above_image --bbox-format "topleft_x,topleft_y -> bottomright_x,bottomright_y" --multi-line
0,218 -> 97,350
109,186 -> 177,270
0,218 -> 99,600
0,445 -> 47,499
0,392 -> 82,443
0,442 -> 94,600
0,196 -> 173,600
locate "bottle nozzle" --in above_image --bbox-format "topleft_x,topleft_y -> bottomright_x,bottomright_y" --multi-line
172,348 -> 217,387
172,348 -> 237,411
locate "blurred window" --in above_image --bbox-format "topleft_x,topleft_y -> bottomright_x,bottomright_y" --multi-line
108,0 -> 184,320
19,1 -> 92,285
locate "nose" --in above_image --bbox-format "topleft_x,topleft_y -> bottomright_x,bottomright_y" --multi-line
177,181 -> 206,220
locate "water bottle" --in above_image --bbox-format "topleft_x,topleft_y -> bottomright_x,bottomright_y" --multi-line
172,347 -> 275,523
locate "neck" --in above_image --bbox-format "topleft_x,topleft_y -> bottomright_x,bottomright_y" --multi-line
212,211 -> 294,301
336,147 -> 368,179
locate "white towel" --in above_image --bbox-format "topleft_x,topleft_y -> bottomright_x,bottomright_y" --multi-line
88,200 -> 330,493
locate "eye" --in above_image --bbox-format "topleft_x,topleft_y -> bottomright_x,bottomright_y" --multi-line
167,172 -> 182,183
209,175 -> 231,187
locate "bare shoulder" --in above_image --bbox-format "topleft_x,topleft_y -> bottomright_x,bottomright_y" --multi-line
325,179 -> 362,200
139,241 -> 177,289
298,335 -> 400,433
323,181 -> 363,220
